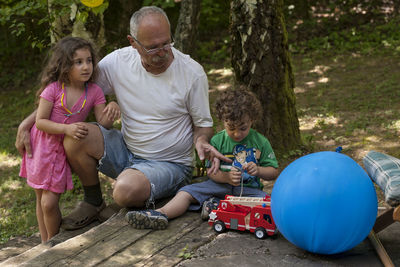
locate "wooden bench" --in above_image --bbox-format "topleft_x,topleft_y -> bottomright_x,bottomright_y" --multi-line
368,203 -> 400,266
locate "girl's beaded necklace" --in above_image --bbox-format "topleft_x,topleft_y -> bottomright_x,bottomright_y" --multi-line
61,82 -> 88,117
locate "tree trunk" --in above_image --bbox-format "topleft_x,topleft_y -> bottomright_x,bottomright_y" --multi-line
47,1 -> 106,52
174,0 -> 202,55
230,0 -> 301,153
47,0 -> 73,44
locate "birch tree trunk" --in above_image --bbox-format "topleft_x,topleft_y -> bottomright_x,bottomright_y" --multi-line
47,0 -> 106,52
174,0 -> 202,54
231,0 -> 301,153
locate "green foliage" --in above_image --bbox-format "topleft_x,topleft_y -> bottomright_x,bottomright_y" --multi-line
289,17 -> 400,55
193,0 -> 230,66
142,0 -> 176,9
285,0 -> 400,56
0,0 -> 49,88
196,37 -> 230,67
177,246 -> 193,259
0,0 -> 109,89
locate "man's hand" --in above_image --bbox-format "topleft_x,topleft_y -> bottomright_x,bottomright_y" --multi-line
195,138 -> 232,174
15,126 -> 32,157
15,111 -> 37,158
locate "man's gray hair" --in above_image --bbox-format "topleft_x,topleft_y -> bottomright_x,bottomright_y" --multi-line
130,6 -> 170,38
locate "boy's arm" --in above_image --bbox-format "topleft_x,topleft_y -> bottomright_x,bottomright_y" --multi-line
255,166 -> 279,181
207,168 -> 242,186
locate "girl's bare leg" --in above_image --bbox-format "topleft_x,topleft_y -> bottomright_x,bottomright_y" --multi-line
34,189 -> 47,243
41,190 -> 61,240
157,191 -> 197,219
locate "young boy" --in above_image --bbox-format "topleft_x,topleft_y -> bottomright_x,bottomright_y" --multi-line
125,88 -> 279,229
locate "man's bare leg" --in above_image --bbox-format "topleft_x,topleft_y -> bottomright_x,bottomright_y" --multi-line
64,123 -> 104,186
113,169 -> 152,208
61,123 -> 106,230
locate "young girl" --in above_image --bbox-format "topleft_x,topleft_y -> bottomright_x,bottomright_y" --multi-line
19,36 -> 120,243
125,88 -> 279,230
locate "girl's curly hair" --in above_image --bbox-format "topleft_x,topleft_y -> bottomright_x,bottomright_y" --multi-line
36,36 -> 98,102
214,87 -> 262,125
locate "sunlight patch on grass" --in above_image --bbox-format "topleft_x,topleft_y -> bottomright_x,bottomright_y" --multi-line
0,179 -> 24,192
208,67 -> 234,93
309,65 -> 331,75
365,135 -> 381,143
299,114 -> 339,131
318,77 -> 329,83
216,83 -> 230,91
386,120 -> 400,131
305,81 -> 316,88
294,87 -> 306,93
207,67 -> 233,77
0,151 -> 20,168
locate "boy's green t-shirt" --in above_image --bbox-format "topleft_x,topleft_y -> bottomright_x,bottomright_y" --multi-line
208,128 -> 279,189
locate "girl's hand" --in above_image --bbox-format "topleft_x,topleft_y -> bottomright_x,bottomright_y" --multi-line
65,122 -> 88,140
228,168 -> 242,186
243,162 -> 259,176
103,101 -> 120,122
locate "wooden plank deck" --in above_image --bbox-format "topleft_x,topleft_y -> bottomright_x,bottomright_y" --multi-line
1,209 -> 216,266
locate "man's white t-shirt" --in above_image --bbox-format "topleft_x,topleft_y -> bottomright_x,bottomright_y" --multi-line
96,47 -> 213,166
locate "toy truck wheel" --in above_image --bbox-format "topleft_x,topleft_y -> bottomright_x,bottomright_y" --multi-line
213,221 -> 226,233
255,227 -> 267,239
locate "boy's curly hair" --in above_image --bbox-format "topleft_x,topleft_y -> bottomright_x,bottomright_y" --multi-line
214,87 -> 263,126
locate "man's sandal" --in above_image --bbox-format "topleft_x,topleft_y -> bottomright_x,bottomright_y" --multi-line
61,201 -> 106,230
125,210 -> 168,230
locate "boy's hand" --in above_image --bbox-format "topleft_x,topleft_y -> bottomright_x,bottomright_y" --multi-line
243,162 -> 259,176
65,122 -> 88,140
103,101 -> 120,122
228,168 -> 242,186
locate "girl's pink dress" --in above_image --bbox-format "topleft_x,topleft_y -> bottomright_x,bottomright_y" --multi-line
19,82 -> 106,193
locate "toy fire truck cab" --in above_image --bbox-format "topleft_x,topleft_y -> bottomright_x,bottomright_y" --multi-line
208,195 -> 277,239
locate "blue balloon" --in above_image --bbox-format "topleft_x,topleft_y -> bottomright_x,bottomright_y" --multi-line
271,151 -> 377,254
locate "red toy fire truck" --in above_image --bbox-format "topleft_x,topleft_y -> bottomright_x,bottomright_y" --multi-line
208,195 -> 277,239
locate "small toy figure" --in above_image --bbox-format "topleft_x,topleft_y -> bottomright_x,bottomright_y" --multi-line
232,144 -> 258,183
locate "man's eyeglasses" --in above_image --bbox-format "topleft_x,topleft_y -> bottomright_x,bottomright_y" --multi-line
132,36 -> 174,55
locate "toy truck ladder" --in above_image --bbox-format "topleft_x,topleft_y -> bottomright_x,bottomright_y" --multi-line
225,196 -> 270,207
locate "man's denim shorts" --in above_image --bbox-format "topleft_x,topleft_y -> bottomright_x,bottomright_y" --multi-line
180,179 -> 267,211
96,124 -> 193,205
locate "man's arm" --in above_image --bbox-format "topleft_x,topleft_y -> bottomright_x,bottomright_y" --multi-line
15,110 -> 37,157
193,126 -> 232,174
